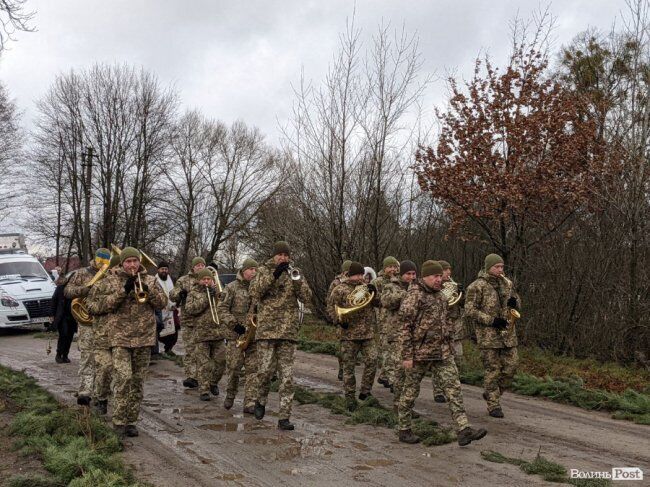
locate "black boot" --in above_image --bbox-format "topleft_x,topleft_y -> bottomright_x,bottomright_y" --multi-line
210,384 -> 219,396
63,355 -> 71,363
434,394 -> 447,403
489,408 -> 504,418
457,426 -> 487,446
223,397 -> 234,410
200,393 -> 211,401
77,395 -> 91,406
55,354 -> 65,364
358,392 -> 372,401
482,391 -> 488,401
254,401 -> 265,420
399,429 -> 421,444
125,424 -> 139,437
377,377 -> 389,387
183,378 -> 198,388
337,369 -> 343,381
278,419 -> 295,431
113,424 -> 127,437
243,405 -> 255,415
94,399 -> 108,415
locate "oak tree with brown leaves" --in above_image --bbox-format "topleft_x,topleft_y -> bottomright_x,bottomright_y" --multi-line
415,39 -> 612,274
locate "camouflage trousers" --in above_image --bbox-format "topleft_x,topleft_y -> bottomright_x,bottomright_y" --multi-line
77,325 -> 95,397
112,346 -> 150,426
480,347 -> 518,411
225,340 -> 258,408
194,339 -> 225,395
376,325 -> 388,381
398,358 -> 469,432
93,348 -> 113,402
340,339 -> 377,399
433,340 -> 464,397
382,340 -> 402,386
182,326 -> 197,380
256,339 -> 296,420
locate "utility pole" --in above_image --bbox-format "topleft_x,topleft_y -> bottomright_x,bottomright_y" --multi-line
81,147 -> 95,265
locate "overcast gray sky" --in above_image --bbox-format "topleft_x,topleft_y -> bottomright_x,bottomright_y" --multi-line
0,0 -> 624,145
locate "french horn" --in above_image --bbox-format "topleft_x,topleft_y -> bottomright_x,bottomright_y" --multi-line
335,284 -> 374,321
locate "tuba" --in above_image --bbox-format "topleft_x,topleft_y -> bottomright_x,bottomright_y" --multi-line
335,284 -> 374,321
500,275 -> 521,325
236,314 -> 257,351
70,249 -> 119,324
441,278 -> 463,307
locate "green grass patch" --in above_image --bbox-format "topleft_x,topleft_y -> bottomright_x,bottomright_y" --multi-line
291,384 -> 454,445
481,450 -> 611,486
0,365 -> 143,486
7,474 -> 62,487
160,352 -> 184,367
297,339 -> 339,356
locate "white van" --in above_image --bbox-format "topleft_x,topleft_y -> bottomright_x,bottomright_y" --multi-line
0,252 -> 56,328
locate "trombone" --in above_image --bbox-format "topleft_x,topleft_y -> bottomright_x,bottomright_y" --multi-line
206,265 -> 221,325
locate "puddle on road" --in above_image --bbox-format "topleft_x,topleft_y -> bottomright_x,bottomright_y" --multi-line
365,459 -> 396,467
198,421 -> 270,432
350,441 -> 370,451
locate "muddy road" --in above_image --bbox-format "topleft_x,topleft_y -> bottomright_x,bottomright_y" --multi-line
0,330 -> 647,486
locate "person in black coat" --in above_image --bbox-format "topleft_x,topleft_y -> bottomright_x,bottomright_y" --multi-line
50,275 -> 78,363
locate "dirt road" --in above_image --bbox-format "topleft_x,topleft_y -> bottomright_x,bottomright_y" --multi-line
0,330 -> 647,486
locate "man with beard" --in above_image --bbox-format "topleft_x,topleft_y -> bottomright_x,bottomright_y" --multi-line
155,261 -> 179,356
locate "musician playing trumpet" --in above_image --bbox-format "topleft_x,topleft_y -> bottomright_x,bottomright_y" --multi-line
183,268 -> 226,402
217,258 -> 259,413
331,261 -> 380,412
86,247 -> 167,437
464,253 -> 521,419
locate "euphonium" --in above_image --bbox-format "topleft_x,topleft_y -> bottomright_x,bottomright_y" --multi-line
441,277 -> 463,306
335,284 -> 374,321
236,315 -> 257,351
500,275 -> 521,325
70,260 -> 113,325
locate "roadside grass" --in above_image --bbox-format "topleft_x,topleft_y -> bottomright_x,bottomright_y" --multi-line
299,320 -> 650,425
0,365 -> 146,486
288,381 -> 454,445
159,352 -> 184,367
481,450 -> 612,486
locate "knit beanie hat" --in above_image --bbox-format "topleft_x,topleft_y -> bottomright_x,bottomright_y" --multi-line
119,247 -> 141,264
241,258 -> 258,271
484,253 -> 504,272
341,260 -> 352,273
196,268 -> 214,281
438,260 -> 451,270
191,257 -> 206,268
273,240 -> 291,256
400,260 -> 417,275
383,256 -> 399,269
421,260 -> 443,277
348,261 -> 365,276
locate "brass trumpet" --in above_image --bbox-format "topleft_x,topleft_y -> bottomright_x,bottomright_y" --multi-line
236,315 -> 257,351
335,284 -> 374,321
287,264 -> 301,281
134,271 -> 148,304
500,275 -> 521,325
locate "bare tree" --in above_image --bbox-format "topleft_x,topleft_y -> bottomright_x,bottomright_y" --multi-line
0,0 -> 35,54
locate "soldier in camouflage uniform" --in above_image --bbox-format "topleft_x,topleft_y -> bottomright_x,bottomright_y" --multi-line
433,260 -> 466,403
64,247 -> 111,406
371,256 -> 400,388
464,253 -> 520,418
86,247 -> 167,437
251,241 -> 313,430
326,260 -> 351,381
217,258 -> 258,413
380,260 -> 417,411
90,254 -> 121,415
397,260 -> 487,446
183,268 -> 226,401
169,256 -> 205,389
331,262 -> 380,411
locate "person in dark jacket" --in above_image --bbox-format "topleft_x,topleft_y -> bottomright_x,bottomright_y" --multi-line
51,275 -> 78,363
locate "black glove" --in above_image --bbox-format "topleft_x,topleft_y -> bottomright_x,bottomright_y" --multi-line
141,282 -> 149,293
492,317 -> 508,329
124,276 -> 136,294
234,324 -> 246,335
273,262 -> 290,279
207,286 -> 216,298
367,283 -> 377,295
456,283 -> 464,294
507,297 -> 518,308
339,322 -> 350,330
178,289 -> 188,305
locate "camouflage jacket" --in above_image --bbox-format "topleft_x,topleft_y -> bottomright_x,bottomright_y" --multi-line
85,266 -> 167,348
446,285 -> 466,341
331,280 -> 379,341
64,264 -> 99,327
464,270 -> 520,349
183,283 -> 226,343
169,272 -> 199,325
249,258 -> 313,341
380,276 -> 410,343
216,271 -> 252,341
88,267 -> 120,349
399,279 -> 454,362
371,271 -> 393,334
326,273 -> 347,323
